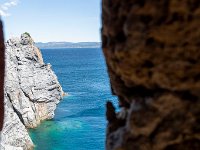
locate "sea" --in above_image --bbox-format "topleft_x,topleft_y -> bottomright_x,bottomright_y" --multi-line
29,48 -> 118,150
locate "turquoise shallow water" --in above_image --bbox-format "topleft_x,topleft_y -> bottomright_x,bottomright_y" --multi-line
29,48 -> 117,150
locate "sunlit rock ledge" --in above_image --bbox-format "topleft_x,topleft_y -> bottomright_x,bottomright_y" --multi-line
0,33 -> 64,149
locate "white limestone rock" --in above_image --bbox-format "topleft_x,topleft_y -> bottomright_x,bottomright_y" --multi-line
0,33 -> 64,149
0,95 -> 34,150
20,33 -> 33,45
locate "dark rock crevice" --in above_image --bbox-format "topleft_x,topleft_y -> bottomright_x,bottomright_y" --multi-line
6,93 -> 25,126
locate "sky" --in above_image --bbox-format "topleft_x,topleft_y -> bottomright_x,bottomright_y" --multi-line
0,0 -> 101,42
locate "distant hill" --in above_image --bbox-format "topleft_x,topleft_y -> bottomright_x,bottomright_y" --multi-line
35,42 -> 101,49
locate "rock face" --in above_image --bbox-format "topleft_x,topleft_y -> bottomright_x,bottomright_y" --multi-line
0,20 -> 5,131
102,0 -> 200,150
1,33 -> 64,149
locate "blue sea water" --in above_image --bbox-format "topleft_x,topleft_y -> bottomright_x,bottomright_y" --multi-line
29,48 -> 117,150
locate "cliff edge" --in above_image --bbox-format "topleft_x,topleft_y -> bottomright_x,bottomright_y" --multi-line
1,33 -> 64,149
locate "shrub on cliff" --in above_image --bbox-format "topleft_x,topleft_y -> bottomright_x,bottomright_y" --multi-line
24,32 -> 31,38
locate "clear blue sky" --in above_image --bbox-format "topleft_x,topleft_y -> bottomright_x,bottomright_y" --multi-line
0,0 -> 101,42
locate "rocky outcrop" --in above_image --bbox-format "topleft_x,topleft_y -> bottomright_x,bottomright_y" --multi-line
0,33 -> 64,149
0,20 -> 5,131
102,0 -> 200,150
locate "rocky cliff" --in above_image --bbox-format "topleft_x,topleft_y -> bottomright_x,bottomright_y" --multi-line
1,33 -> 64,149
102,0 -> 200,150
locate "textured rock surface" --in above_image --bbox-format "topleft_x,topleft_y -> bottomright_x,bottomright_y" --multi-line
0,20 -> 5,131
0,33 -> 64,149
102,0 -> 200,150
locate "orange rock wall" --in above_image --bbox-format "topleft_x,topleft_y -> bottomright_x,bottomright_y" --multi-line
0,20 -> 5,131
102,1 -> 200,149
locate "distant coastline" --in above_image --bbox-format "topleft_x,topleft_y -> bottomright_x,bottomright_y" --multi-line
36,42 -> 101,49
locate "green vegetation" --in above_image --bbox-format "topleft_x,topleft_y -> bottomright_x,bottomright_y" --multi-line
24,32 -> 31,37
